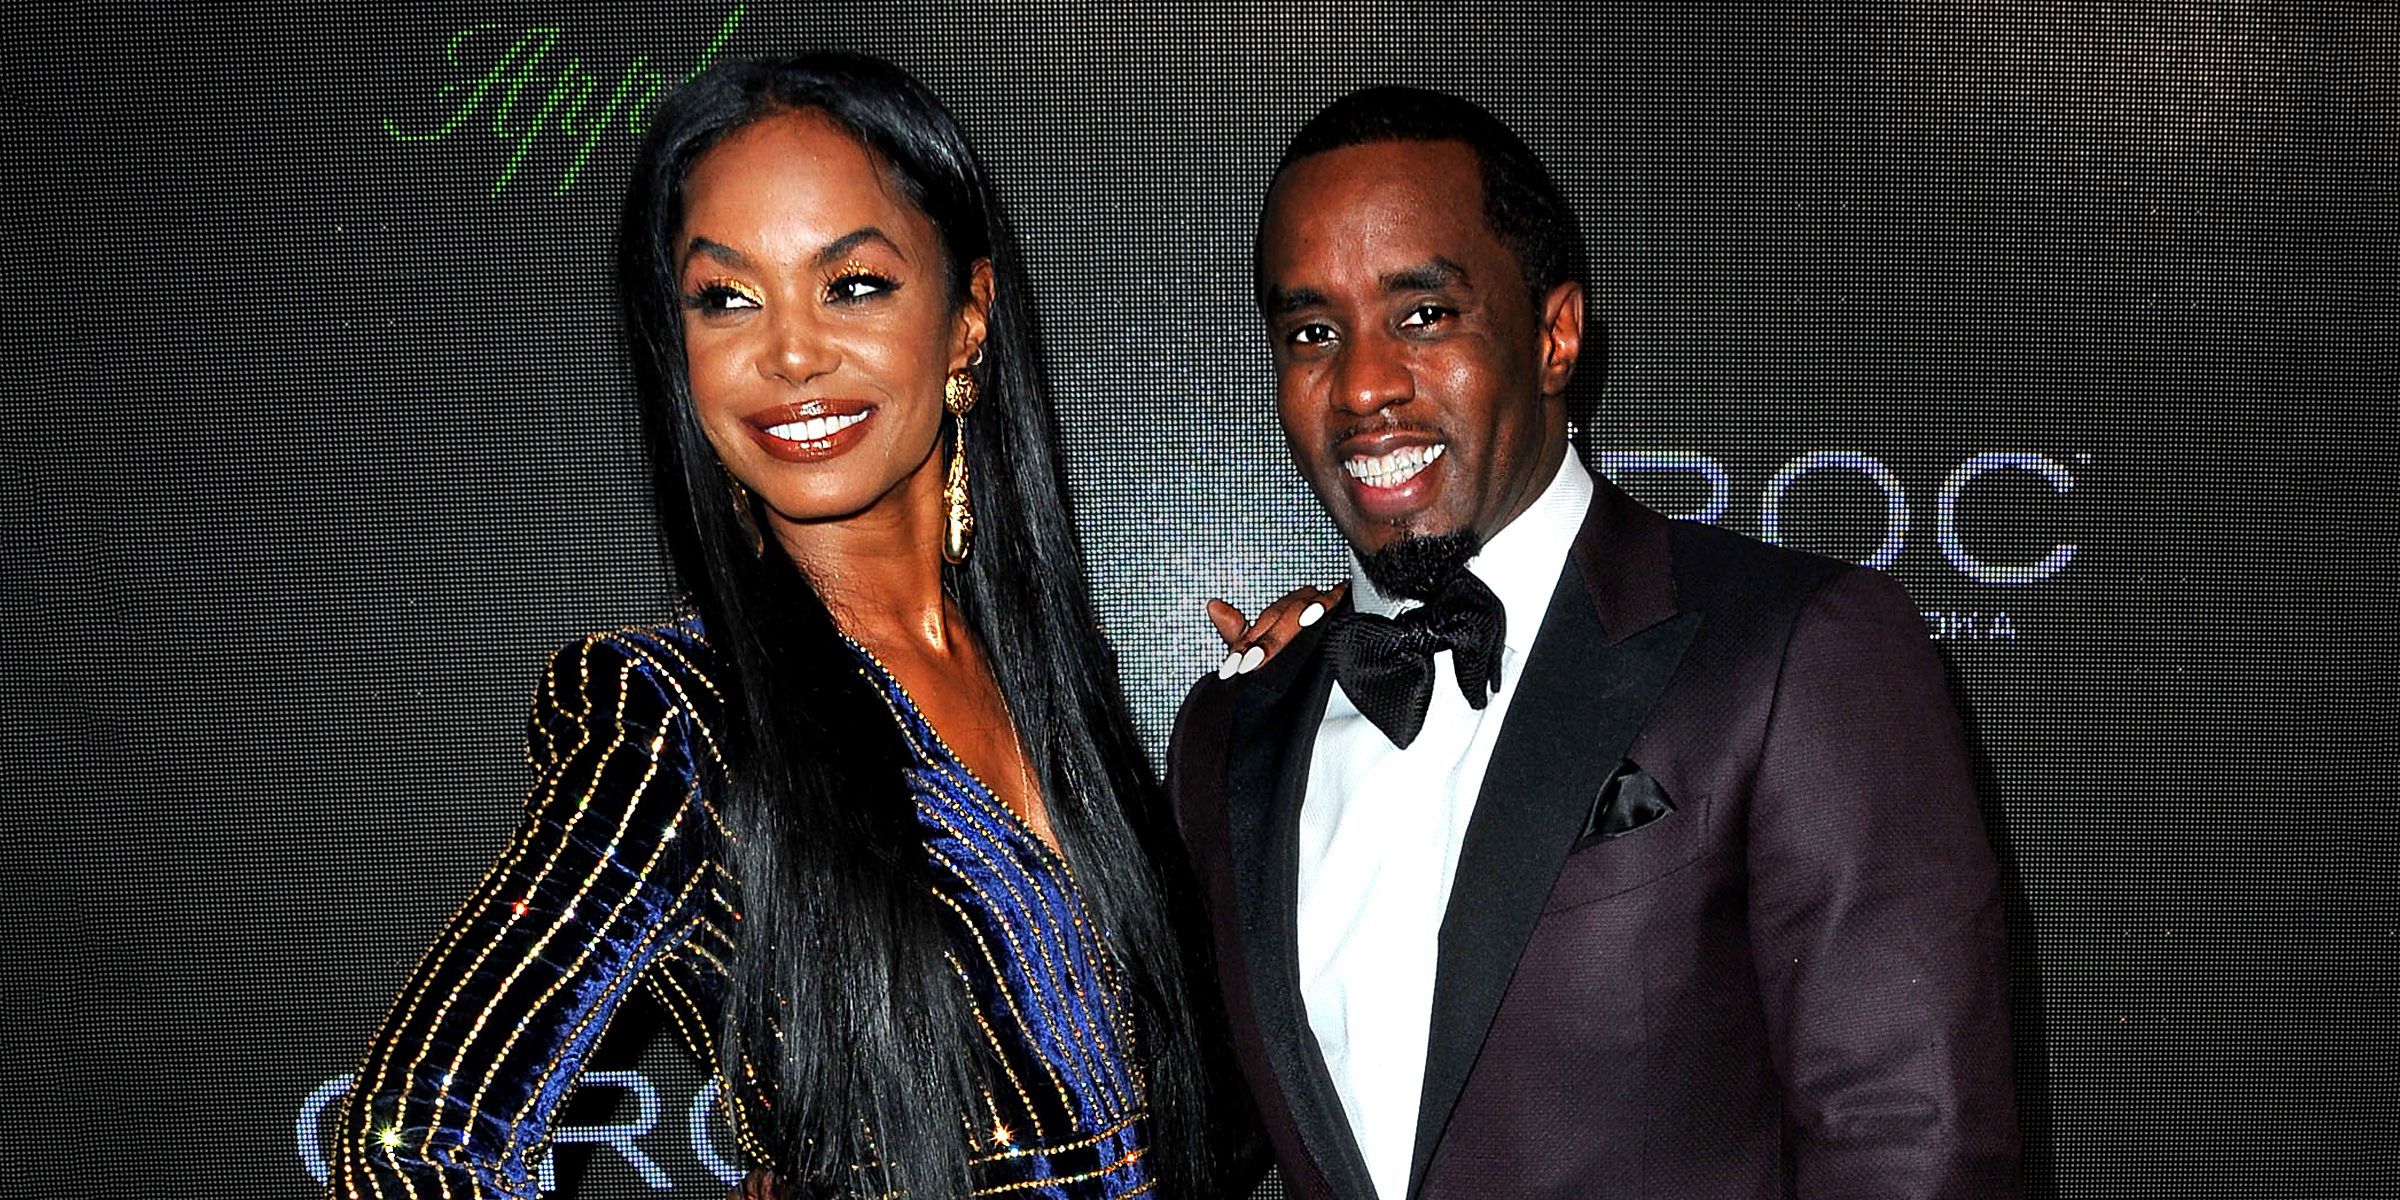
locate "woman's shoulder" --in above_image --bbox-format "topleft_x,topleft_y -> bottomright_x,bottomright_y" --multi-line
533,614 -> 727,732
571,613 -> 712,671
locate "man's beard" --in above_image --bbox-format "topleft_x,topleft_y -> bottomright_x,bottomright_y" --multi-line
1357,527 -> 1486,601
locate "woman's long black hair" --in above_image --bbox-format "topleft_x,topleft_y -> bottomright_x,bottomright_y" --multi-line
616,52 -> 1216,1198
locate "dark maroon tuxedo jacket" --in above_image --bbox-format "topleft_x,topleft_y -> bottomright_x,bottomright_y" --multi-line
1168,479 -> 2020,1200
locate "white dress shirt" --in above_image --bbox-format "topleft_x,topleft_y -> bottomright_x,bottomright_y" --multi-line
1296,452 -> 1594,1200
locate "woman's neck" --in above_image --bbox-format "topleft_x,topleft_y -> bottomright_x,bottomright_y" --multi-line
770,481 -> 960,659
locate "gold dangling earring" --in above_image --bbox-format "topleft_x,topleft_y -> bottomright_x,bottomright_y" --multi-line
942,367 -> 979,564
726,471 -> 766,557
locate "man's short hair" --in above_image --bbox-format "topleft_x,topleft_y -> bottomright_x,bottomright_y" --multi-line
1264,86 -> 1590,309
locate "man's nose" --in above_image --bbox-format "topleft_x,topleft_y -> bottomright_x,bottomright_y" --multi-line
1331,331 -> 1411,415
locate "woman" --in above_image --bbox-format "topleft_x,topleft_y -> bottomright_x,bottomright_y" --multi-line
326,52 -> 1242,1199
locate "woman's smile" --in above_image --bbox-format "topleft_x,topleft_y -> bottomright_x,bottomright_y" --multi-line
742,401 -> 877,461
675,109 -> 987,540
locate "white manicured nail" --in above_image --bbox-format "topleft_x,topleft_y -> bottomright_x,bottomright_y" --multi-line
1238,645 -> 1266,674
1217,651 -> 1241,680
1297,601 -> 1325,627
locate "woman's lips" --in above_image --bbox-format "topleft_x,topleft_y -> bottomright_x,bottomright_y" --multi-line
743,404 -> 873,462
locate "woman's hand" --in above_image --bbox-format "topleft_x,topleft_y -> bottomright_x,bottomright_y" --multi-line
1207,582 -> 1347,678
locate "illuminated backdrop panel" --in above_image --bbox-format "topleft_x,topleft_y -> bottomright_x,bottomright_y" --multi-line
5,1 -> 2391,1197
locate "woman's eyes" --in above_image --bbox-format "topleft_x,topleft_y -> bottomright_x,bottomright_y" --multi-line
681,272 -> 899,313
685,281 -> 761,313
825,271 -> 898,303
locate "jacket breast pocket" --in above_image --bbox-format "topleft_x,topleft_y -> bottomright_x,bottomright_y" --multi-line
1541,765 -> 1715,914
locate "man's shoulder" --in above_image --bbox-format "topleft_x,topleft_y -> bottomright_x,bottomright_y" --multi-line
1574,477 -> 1859,637
1164,618 -> 1338,829
1658,513 -> 1854,610
1634,511 -> 1941,697
1163,664 -> 1249,853
1167,615 -> 1337,731
1567,493 -> 1889,672
1166,663 -> 1235,784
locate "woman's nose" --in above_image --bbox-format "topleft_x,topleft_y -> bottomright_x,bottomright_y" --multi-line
765,304 -> 835,383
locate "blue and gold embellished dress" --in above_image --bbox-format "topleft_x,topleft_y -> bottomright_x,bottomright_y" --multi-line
326,620 -> 1155,1198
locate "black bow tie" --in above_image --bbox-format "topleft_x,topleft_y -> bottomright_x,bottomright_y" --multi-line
1325,571 -> 1507,749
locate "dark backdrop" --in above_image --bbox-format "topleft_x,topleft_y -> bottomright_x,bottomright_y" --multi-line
5,1 -> 2392,1197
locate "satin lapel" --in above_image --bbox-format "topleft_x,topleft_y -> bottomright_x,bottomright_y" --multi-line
1404,533 -> 1702,1197
1226,639 -> 1382,1200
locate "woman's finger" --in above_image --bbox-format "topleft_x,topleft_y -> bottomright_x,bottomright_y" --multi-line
1207,598 -> 1250,646
1207,599 -> 1252,678
1237,583 -> 1345,672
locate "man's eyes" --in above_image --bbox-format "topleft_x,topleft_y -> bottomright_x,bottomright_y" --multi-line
1282,304 -> 1456,350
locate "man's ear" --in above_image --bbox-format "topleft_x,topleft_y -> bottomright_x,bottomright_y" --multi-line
1537,280 -> 1584,398
953,258 -> 995,369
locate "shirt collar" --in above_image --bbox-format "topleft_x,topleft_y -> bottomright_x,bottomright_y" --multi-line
1346,451 -> 1594,658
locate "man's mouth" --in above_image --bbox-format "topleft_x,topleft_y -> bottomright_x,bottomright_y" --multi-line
1344,443 -> 1446,490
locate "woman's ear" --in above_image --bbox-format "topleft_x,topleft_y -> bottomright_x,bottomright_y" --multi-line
954,258 -> 996,369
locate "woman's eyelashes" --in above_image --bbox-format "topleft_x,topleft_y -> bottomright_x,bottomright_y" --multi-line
680,266 -> 898,314
685,278 -> 762,313
824,266 -> 898,303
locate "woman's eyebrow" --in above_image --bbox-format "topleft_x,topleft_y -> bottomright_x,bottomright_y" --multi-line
682,228 -> 904,272
815,226 -> 901,266
684,236 -> 751,269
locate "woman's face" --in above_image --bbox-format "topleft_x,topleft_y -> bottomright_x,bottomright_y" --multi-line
677,109 -> 989,546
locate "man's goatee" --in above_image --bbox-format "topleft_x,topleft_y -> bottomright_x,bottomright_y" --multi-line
1357,527 -> 1485,600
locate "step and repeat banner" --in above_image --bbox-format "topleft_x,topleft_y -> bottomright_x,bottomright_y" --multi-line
6,1 -> 2389,1197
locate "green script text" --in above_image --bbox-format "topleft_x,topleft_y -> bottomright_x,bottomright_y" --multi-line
382,4 -> 745,197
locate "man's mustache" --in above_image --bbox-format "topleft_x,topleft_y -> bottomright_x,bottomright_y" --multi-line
1330,417 -> 1446,446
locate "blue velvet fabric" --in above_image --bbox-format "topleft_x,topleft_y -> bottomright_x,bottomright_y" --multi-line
325,621 -> 1153,1198
856,644 -> 1156,1197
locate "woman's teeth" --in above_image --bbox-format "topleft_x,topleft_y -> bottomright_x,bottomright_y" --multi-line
1344,443 -> 1445,489
765,412 -> 868,443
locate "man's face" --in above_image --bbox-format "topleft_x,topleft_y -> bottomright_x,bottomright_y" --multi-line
1257,138 -> 1580,562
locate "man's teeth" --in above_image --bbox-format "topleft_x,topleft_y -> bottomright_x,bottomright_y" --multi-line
1344,444 -> 1445,489
765,412 -> 868,443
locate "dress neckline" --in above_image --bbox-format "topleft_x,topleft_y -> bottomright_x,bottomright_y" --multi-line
840,635 -> 1071,870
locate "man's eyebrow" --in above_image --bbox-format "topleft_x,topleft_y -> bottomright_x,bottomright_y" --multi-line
1382,257 -> 1468,293
1261,284 -> 1329,317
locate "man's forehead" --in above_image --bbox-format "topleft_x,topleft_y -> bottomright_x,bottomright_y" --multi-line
1259,139 -> 1499,290
1266,137 -> 1482,220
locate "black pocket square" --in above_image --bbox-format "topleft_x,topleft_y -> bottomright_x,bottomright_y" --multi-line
1581,760 -> 1675,843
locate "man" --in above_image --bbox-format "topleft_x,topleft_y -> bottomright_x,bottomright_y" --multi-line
1172,87 -> 2020,1199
